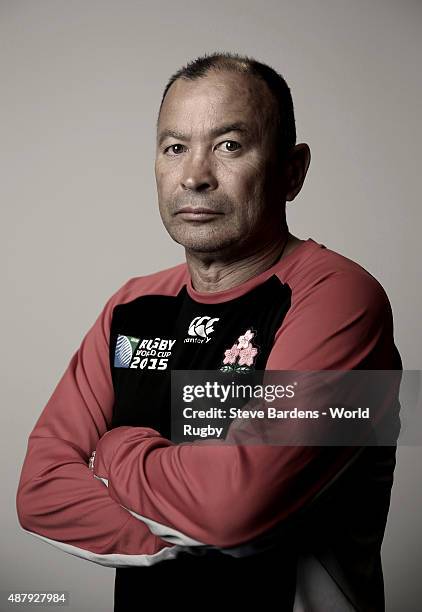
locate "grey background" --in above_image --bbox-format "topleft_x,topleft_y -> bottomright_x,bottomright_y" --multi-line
1,0 -> 421,610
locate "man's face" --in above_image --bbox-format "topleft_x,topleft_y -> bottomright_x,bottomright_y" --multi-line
155,70 -> 286,256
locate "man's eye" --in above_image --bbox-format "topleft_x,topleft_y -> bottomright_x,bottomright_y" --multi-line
164,144 -> 186,155
217,140 -> 241,152
163,141 -> 241,155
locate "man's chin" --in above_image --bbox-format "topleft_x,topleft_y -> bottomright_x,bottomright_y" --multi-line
168,229 -> 238,254
183,240 -> 232,254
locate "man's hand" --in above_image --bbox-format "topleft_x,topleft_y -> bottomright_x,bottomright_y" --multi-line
90,425 -> 163,483
88,450 -> 96,471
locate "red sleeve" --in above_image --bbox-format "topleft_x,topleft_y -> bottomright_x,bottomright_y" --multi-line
15,280 -> 178,568
92,270 -> 400,549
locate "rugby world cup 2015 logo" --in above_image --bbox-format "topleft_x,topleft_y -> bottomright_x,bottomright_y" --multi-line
114,335 -> 176,370
114,335 -> 140,368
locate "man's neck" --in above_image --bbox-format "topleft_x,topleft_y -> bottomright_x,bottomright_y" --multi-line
186,233 -> 303,293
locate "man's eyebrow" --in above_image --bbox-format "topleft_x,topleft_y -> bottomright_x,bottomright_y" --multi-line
157,122 -> 250,146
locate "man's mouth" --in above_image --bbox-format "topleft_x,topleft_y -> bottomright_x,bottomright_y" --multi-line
175,206 -> 224,220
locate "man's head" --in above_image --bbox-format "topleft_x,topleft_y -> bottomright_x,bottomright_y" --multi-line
155,52 -> 310,258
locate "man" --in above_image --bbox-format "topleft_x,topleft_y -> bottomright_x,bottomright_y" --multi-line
16,52 -> 402,611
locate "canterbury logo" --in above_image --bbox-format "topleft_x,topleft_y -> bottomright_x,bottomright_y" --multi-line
188,316 -> 220,339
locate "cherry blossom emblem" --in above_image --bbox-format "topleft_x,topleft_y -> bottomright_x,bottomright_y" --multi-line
220,329 -> 259,373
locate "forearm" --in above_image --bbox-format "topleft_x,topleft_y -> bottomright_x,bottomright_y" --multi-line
92,425 -> 356,549
16,433 -> 177,567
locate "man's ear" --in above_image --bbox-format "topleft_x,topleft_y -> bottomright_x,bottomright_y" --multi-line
284,143 -> 311,202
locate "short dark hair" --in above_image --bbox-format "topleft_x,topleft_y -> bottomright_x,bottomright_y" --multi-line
158,51 -> 296,159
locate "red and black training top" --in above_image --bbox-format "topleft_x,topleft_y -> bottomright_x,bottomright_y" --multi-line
16,238 -> 402,611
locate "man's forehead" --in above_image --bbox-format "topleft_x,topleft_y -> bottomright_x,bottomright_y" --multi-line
157,72 -> 274,139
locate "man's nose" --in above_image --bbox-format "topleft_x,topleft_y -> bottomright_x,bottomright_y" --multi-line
181,152 -> 218,192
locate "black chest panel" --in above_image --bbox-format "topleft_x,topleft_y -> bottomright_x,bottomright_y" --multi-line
109,276 -> 298,609
109,276 -> 291,438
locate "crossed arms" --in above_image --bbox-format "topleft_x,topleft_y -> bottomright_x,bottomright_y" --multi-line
16,271 -> 397,566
